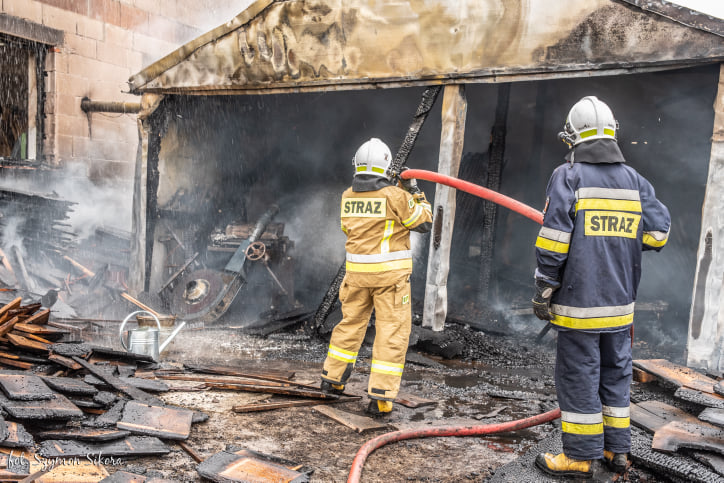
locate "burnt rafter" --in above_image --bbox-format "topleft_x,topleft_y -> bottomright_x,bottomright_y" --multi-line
129,0 -> 724,95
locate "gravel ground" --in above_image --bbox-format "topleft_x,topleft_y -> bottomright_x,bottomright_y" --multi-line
83,318 -> 682,482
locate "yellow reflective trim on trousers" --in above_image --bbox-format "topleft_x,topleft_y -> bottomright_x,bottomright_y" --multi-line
603,415 -> 630,429
328,344 -> 358,363
561,421 -> 604,435
380,220 -> 394,254
346,259 -> 412,273
371,359 -> 404,376
643,233 -> 667,248
575,199 -> 641,213
535,236 -> 570,254
402,204 -> 423,227
552,312 -> 634,330
341,221 -> 348,234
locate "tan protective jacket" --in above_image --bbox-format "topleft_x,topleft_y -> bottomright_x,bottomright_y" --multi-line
341,184 -> 432,286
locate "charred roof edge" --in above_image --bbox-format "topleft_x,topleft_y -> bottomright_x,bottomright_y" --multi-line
616,0 -> 724,37
128,0 -> 275,93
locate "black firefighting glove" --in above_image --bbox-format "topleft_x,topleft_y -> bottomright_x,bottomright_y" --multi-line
532,279 -> 558,321
399,167 -> 421,195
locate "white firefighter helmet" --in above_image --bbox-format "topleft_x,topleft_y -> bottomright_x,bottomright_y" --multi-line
353,138 -> 392,177
559,96 -> 618,147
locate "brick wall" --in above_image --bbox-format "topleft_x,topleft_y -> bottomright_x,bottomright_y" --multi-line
0,0 -> 252,181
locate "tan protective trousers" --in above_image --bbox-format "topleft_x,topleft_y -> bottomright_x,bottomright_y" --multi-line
321,274 -> 412,401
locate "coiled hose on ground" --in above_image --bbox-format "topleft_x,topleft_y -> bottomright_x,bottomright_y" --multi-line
348,170 -> 552,483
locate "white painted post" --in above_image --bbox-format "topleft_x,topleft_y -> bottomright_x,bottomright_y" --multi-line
687,63 -> 724,372
422,84 -> 467,331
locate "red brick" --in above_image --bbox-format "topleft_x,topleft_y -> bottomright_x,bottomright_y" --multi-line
68,55 -> 130,84
57,114 -> 89,137
120,3 -> 148,34
42,4 -> 78,34
132,32 -> 175,58
105,24 -> 132,46
88,158 -> 135,182
3,0 -> 44,24
56,93 -> 80,115
65,33 -> 97,58
38,0 -> 88,16
76,16 -> 104,40
126,49 -> 143,71
55,72 -> 90,98
96,41 -> 129,66
56,134 -> 73,158
89,0 -> 120,26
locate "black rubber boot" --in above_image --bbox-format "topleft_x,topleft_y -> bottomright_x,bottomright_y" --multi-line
366,400 -> 393,418
603,450 -> 628,473
320,381 -> 344,395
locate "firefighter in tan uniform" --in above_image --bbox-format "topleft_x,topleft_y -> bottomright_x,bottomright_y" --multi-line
321,138 -> 432,416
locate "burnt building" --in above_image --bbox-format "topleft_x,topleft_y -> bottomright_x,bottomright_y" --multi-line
126,1 -> 724,370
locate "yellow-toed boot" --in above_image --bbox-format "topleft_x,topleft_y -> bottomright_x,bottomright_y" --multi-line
535,452 -> 593,479
603,450 -> 628,473
366,400 -> 393,417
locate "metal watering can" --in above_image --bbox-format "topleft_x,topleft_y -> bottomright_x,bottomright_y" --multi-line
119,310 -> 186,361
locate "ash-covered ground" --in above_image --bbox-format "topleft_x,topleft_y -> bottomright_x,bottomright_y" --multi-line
86,317 -> 679,481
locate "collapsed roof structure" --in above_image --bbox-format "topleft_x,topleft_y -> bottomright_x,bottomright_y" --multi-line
126,0 -> 724,370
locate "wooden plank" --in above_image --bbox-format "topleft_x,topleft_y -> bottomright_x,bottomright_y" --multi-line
47,354 -> 82,370
423,84 -> 467,331
203,382 -> 339,399
196,450 -> 306,483
38,436 -> 169,458
675,387 -> 724,409
1,422 -> 34,448
653,420 -> 724,455
22,309 -> 49,326
72,357 -> 162,405
633,359 -> 717,393
699,408 -> 724,427
633,367 -> 658,383
37,427 -> 131,442
6,333 -> 49,353
117,401 -> 193,440
232,396 -> 360,413
395,392 -> 438,409
0,358 -> 33,370
16,332 -> 53,345
84,399 -> 127,428
35,461 -> 109,482
313,405 -> 389,434
631,401 -> 701,433
178,441 -> 203,463
0,392 -> 83,420
0,374 -> 55,400
184,362 -> 295,381
120,292 -> 161,318
154,373 -> 293,387
0,298 -> 22,319
0,317 -> 21,338
98,470 -> 148,482
41,376 -> 98,396
13,323 -> 67,336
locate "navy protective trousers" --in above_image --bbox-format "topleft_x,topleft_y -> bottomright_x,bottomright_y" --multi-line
556,329 -> 632,460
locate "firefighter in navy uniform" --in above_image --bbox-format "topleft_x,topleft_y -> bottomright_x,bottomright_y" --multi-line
320,138 -> 432,416
533,96 -> 670,478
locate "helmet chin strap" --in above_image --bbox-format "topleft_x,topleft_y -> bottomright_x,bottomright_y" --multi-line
557,131 -> 574,148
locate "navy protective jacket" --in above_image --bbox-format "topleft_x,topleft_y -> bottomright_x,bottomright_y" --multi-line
535,139 -> 670,332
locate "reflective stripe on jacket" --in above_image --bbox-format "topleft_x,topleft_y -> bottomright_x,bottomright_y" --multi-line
341,180 -> 432,283
535,139 -> 671,332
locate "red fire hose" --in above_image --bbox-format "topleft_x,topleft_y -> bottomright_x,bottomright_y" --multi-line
348,408 -> 561,482
399,169 -> 544,225
348,170 -> 552,483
